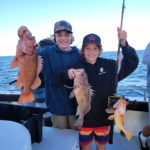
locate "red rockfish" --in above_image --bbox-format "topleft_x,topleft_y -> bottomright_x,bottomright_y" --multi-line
108,97 -> 132,140
10,26 -> 42,103
70,69 -> 94,127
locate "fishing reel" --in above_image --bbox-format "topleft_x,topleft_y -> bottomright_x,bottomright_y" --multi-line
108,95 -> 128,107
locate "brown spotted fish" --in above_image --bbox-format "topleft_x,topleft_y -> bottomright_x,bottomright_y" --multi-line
70,69 -> 94,127
10,26 -> 42,103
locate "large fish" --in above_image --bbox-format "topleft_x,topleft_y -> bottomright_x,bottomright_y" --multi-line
70,69 -> 94,127
10,26 -> 42,103
108,97 -> 132,140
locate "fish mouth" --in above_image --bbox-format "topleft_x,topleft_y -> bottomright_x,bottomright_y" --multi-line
28,36 -> 36,41
28,36 -> 37,47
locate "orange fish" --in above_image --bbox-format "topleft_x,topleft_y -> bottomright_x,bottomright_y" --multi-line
108,97 -> 132,140
10,26 -> 42,103
70,69 -> 94,127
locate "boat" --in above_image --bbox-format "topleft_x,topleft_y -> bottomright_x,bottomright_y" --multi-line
0,92 -> 149,150
33,98 -> 149,150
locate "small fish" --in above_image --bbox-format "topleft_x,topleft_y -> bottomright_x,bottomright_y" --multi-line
70,69 -> 94,127
108,97 -> 132,140
10,26 -> 42,103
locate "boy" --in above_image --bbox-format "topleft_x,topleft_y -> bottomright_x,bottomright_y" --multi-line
54,28 -> 139,149
38,20 -> 81,129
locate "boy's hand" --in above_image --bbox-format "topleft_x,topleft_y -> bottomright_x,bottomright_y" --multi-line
68,68 -> 76,79
117,27 -> 127,46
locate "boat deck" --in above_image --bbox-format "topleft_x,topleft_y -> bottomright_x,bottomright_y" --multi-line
32,127 -> 142,150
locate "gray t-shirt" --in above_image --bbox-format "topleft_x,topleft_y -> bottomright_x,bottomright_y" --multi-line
143,43 -> 150,97
143,42 -> 150,67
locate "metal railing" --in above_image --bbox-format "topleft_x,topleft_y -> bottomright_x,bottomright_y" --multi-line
118,87 -> 148,102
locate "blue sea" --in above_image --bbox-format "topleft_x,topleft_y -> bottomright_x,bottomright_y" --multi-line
0,50 -> 147,101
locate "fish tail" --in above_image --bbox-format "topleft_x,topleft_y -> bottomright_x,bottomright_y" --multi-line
18,91 -> 35,103
125,130 -> 132,140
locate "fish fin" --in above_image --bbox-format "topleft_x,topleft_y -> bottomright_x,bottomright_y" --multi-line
74,116 -> 84,127
125,131 -> 132,140
116,126 -> 121,132
37,56 -> 43,75
10,57 -> 18,68
89,85 -> 94,102
76,106 -> 80,116
18,91 -> 35,103
113,100 -> 119,109
121,115 -> 125,121
69,90 -> 75,99
108,115 -> 114,120
16,77 -> 23,89
31,77 -> 41,89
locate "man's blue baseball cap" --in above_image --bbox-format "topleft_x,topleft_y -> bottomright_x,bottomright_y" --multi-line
54,20 -> 72,33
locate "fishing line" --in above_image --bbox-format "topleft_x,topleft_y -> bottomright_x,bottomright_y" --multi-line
9,79 -> 17,85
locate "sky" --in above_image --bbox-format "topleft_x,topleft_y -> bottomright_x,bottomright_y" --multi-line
0,0 -> 150,56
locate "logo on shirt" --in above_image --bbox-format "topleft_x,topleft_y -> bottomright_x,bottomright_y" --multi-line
99,67 -> 106,75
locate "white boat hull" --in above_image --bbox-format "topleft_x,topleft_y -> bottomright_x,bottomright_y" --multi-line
32,109 -> 149,150
123,110 -> 148,136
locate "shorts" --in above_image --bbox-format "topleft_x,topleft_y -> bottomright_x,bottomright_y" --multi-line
51,114 -> 77,130
79,126 -> 110,146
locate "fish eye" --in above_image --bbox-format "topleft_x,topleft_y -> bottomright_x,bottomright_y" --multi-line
81,73 -> 84,76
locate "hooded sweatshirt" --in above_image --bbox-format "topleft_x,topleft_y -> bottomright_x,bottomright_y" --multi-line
38,44 -> 81,115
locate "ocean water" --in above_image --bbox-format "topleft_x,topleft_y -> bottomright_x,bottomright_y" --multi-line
102,50 -> 147,101
0,50 -> 147,101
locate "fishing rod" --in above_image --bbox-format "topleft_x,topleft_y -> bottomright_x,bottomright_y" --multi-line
111,1 -> 126,140
117,0 -> 126,73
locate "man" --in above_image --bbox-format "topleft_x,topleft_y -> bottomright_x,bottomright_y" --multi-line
138,42 -> 150,150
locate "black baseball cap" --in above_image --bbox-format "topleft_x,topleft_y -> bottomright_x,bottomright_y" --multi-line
82,33 -> 101,47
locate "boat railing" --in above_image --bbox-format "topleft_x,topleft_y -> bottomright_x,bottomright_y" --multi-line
118,87 -> 148,102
